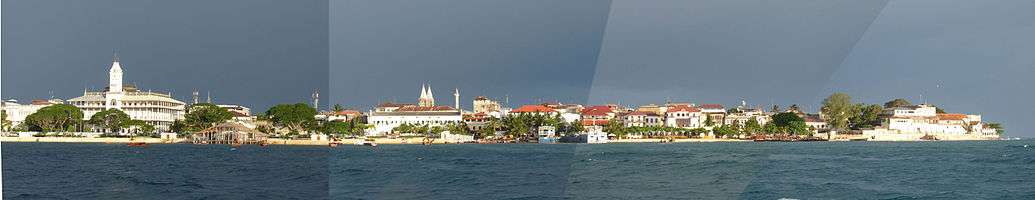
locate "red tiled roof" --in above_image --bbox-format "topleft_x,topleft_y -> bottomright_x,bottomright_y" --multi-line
377,102 -> 414,108
581,105 -> 613,116
582,119 -> 609,126
626,111 -> 660,116
331,110 -> 362,116
30,99 -> 55,105
938,113 -> 967,121
699,104 -> 724,109
667,105 -> 701,112
511,105 -> 556,113
396,106 -> 455,112
464,112 -> 489,120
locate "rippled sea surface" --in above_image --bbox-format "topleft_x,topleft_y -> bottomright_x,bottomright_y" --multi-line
6,140 -> 1035,199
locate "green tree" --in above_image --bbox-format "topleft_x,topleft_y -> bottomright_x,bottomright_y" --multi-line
266,103 -> 317,134
446,122 -> 471,135
88,109 -> 131,133
743,117 -> 762,136
883,98 -> 912,108
712,125 -> 737,138
603,118 -> 627,139
557,121 -> 585,136
332,104 -> 345,112
1,110 -> 10,132
771,112 -> 805,128
688,128 -> 708,137
24,104 -> 83,133
322,121 -> 350,136
788,104 -> 801,113
787,121 -> 811,136
479,117 -> 504,139
762,123 -> 780,134
986,123 -> 1005,135
704,115 -> 715,127
170,120 -> 187,134
821,92 -> 854,131
852,104 -> 883,129
122,119 -> 155,137
184,103 -> 233,132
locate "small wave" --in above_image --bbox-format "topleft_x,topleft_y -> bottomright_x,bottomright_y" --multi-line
11,193 -> 69,200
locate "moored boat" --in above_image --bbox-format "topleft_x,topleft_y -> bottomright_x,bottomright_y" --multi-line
127,142 -> 148,147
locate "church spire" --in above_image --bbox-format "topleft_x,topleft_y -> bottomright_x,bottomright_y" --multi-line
418,83 -> 436,107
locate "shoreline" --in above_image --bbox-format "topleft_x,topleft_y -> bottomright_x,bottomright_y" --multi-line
2,136 -> 1005,145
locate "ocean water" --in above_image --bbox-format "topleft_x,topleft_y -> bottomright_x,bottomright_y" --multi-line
5,141 -> 1035,199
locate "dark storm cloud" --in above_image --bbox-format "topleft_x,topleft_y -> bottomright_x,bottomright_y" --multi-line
2,0 -> 328,112
827,0 -> 1035,136
588,0 -> 889,109
328,0 -> 612,110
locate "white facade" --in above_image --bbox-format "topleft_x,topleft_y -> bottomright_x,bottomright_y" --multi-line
880,104 -> 998,136
367,109 -> 462,136
367,84 -> 462,136
1,99 -> 64,129
67,55 -> 186,132
665,106 -> 704,128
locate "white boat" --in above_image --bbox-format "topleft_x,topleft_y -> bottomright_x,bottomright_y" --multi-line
355,139 -> 377,147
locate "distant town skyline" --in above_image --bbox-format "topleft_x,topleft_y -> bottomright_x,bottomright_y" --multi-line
3,0 -> 1033,136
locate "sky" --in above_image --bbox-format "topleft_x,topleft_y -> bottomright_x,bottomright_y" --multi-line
3,0 -> 1033,136
1,0 -> 329,113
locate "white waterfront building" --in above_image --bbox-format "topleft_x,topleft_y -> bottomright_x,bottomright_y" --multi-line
366,84 -> 462,136
67,55 -> 186,133
1,99 -> 64,130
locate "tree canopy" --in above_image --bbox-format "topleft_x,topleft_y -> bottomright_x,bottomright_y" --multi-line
265,103 -> 317,134
771,112 -> 804,128
986,123 -> 1005,135
712,125 -> 738,138
883,98 -> 912,108
182,103 -> 233,133
851,104 -> 883,129
821,92 -> 853,131
88,109 -> 131,133
1,110 -> 10,132
322,118 -> 370,137
24,104 -> 83,132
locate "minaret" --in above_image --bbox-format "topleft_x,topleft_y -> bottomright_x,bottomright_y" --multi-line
207,91 -> 212,104
191,89 -> 200,105
453,88 -> 460,110
312,89 -> 320,110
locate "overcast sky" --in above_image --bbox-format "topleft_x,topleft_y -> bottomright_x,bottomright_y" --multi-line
4,0 -> 1033,136
2,0 -> 328,113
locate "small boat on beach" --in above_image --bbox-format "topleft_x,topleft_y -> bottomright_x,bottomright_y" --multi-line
127,142 -> 148,147
356,139 -> 378,147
